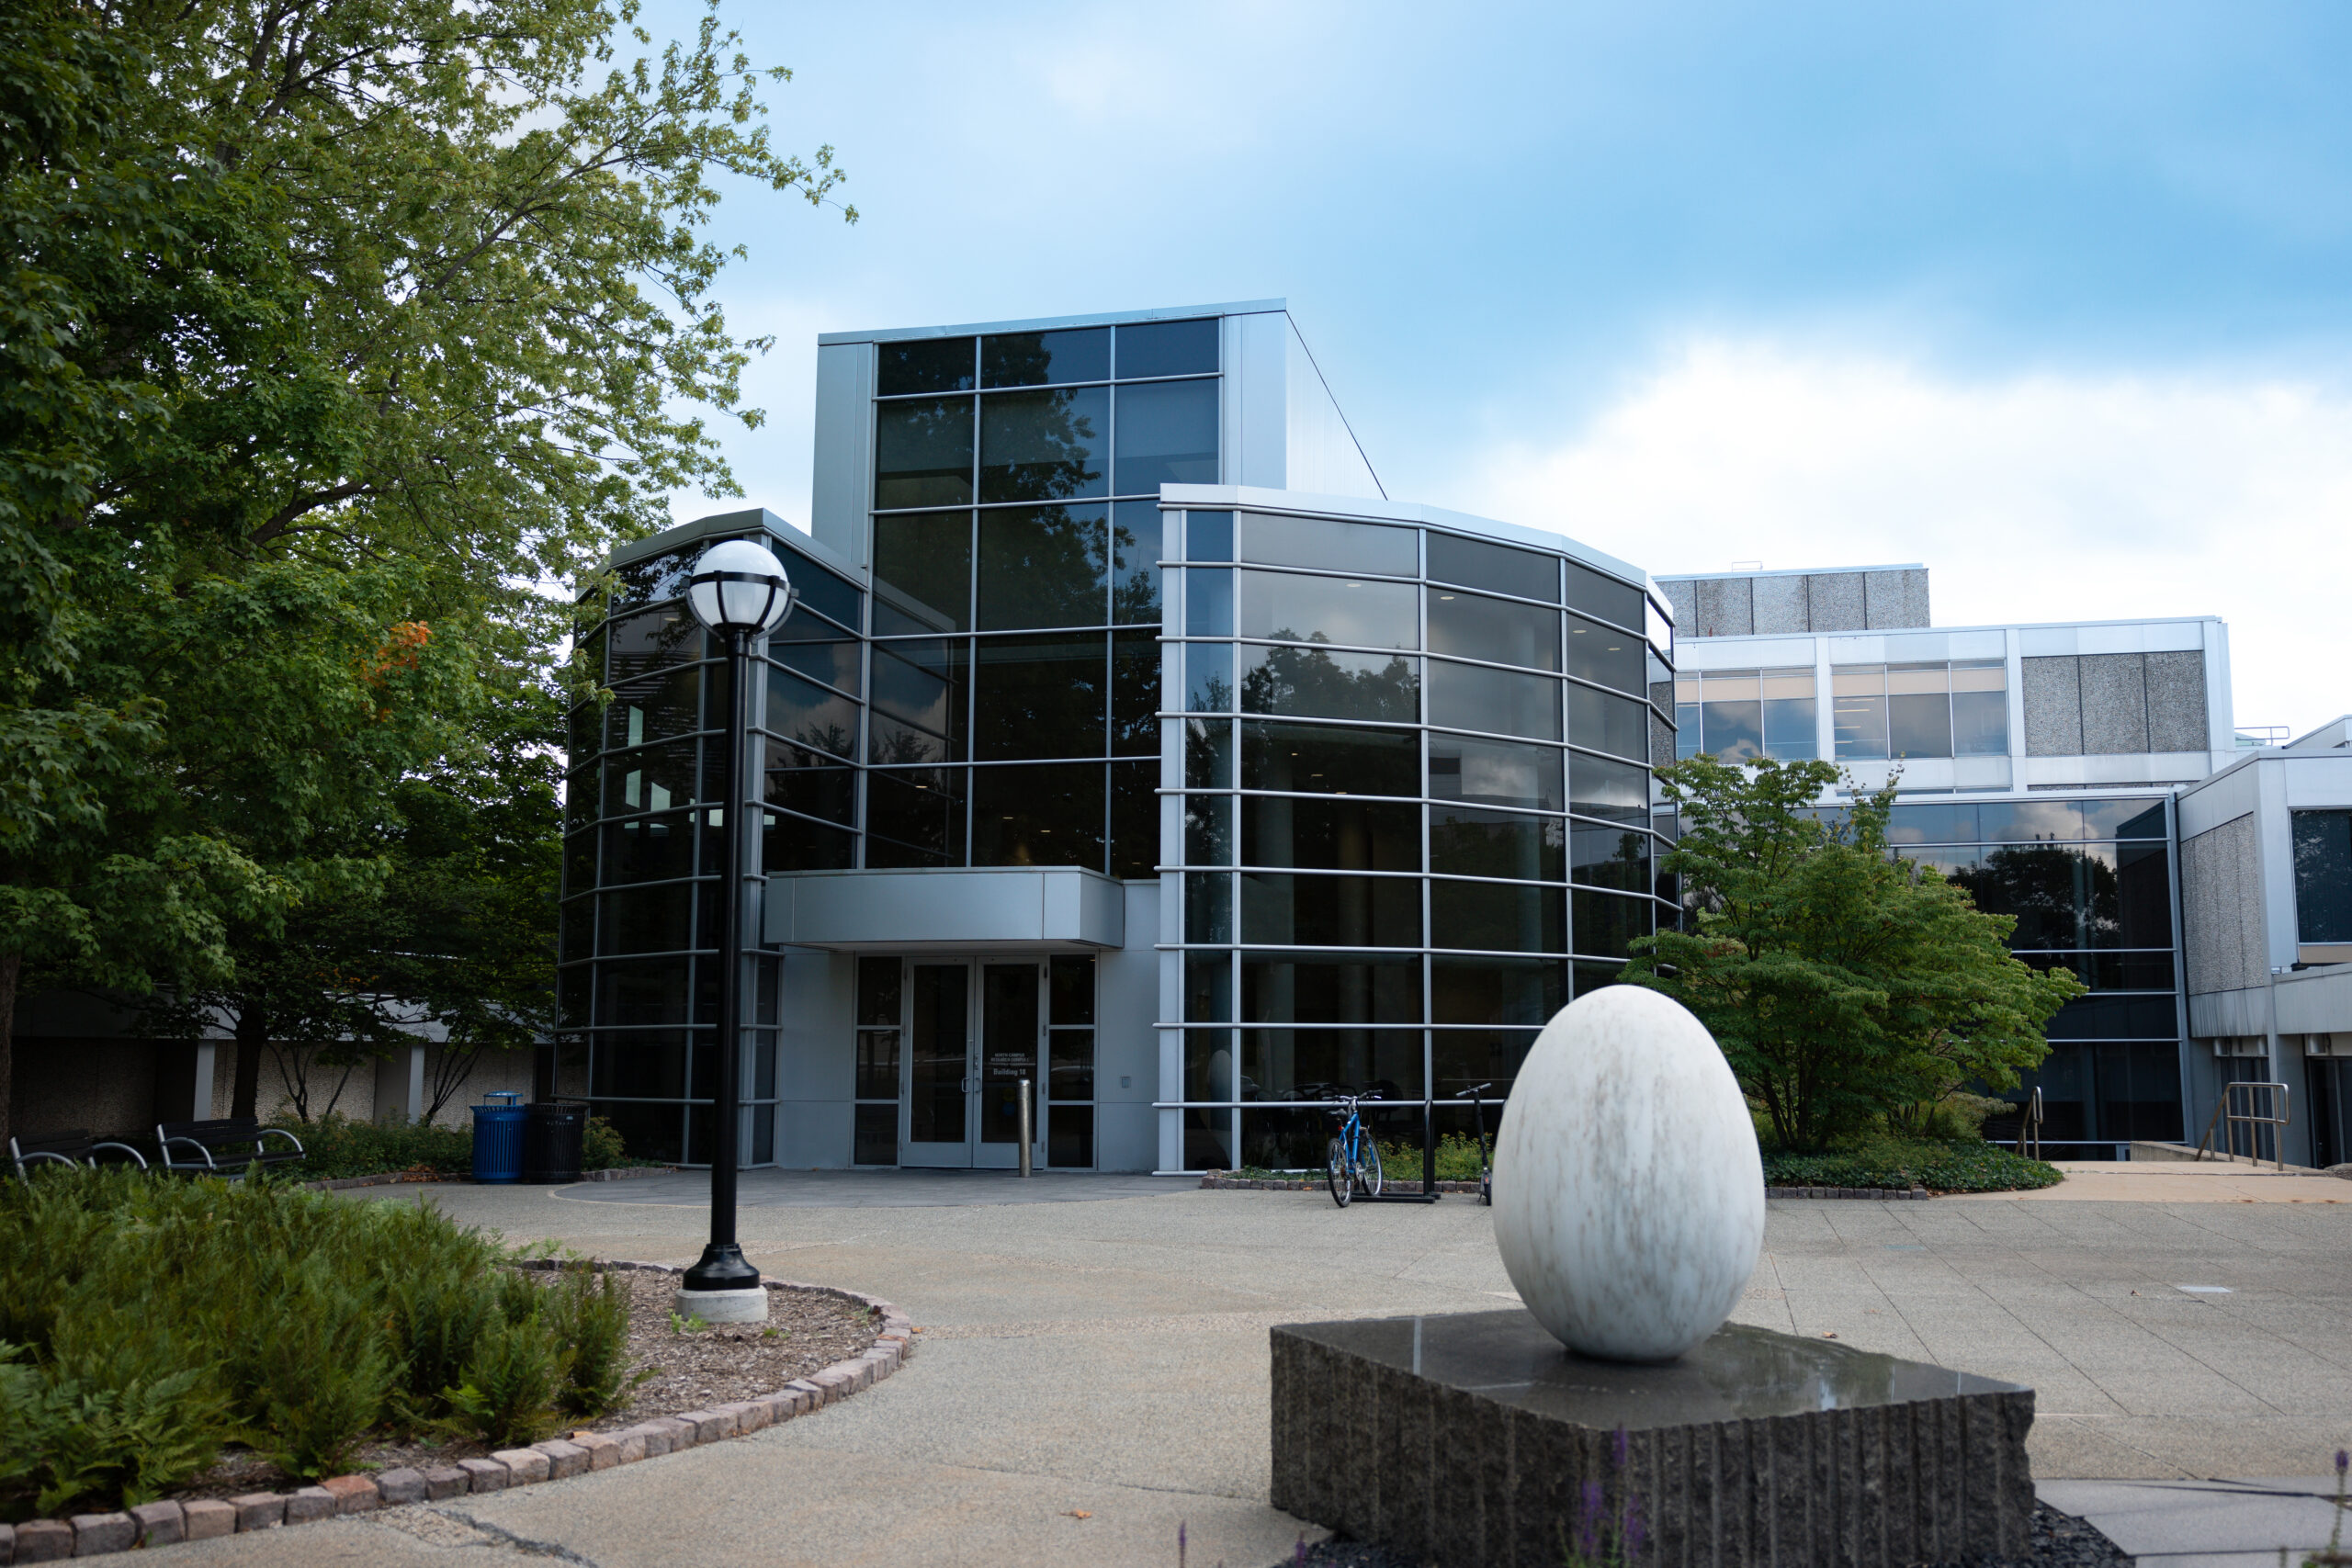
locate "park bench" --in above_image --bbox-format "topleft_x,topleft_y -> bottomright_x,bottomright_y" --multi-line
154,1117 -> 306,1177
10,1130 -> 150,1179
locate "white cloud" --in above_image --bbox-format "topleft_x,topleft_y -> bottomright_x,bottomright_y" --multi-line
1460,340 -> 2352,738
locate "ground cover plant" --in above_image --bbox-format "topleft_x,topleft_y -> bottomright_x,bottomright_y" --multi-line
0,1169 -> 636,1517
1761,1134 -> 2062,1192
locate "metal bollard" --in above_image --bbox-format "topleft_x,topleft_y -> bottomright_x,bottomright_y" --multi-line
1017,1077 -> 1034,1177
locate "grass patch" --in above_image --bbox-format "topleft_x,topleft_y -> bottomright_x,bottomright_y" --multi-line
0,1169 -> 638,1517
1762,1136 -> 2062,1193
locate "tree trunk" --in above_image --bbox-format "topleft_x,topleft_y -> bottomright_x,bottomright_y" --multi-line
231,1000 -> 267,1121
0,953 -> 18,1149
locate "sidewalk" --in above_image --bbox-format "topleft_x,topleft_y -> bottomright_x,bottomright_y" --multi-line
1943,1159 -> 2352,1203
2041,1474 -> 2352,1567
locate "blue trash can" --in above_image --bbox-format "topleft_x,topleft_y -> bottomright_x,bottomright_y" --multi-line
471,1091 -> 526,1184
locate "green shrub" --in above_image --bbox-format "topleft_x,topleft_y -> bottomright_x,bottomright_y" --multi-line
443,1316 -> 565,1448
0,1168 -> 633,1517
1762,1135 -> 2062,1193
582,1115 -> 626,1171
1374,1133 -> 1492,1182
266,1112 -> 474,1181
543,1267 -> 647,1418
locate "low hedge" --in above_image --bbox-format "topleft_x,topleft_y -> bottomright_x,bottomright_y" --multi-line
265,1112 -> 633,1182
0,1170 -> 640,1518
1762,1137 -> 2062,1193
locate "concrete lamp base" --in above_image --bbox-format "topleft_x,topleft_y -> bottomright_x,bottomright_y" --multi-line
673,1285 -> 768,1325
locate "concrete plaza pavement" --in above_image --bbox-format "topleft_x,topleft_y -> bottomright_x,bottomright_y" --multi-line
135,1168 -> 2352,1567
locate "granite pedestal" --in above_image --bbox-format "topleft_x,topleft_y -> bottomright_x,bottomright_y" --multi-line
1271,1310 -> 2034,1568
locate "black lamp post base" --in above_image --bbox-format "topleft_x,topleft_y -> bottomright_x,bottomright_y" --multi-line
682,1242 -> 760,1292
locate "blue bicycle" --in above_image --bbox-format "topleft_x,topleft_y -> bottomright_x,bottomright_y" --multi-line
1326,1090 -> 1385,1207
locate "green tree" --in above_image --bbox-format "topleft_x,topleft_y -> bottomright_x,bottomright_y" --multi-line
1621,755 -> 2082,1151
0,0 -> 849,1140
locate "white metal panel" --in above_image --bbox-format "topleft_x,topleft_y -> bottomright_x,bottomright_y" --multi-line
809,343 -> 875,568
1671,635 -> 1818,668
766,868 -> 1127,950
2258,760 -> 2299,973
1227,310 -> 1288,491
2282,756 -> 2352,807
2016,753 -> 2213,788
2177,758 -> 2261,838
2276,968 -> 2352,1037
1283,316 -> 1382,500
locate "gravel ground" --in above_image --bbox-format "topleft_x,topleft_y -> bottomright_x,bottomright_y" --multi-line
1261,1504 -> 2134,1567
179,1269 -> 876,1498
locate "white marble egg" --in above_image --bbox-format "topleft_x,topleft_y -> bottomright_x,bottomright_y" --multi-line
1492,985 -> 1765,1362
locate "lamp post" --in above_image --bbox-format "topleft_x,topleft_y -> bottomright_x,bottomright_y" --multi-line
677,537 -> 796,1324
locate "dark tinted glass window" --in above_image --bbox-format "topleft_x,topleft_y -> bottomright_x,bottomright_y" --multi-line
1185,567 -> 1232,637
607,666 -> 701,750
1572,888 -> 1648,959
1886,803 -> 1980,844
1238,570 -> 1418,649
601,883 -> 694,954
1430,807 -> 1564,881
613,549 -> 693,608
978,387 -> 1107,503
603,810 -> 695,885
598,961 -> 691,1027
763,816 -> 854,872
1570,823 -> 1650,892
604,739 -> 696,817
1187,641 -> 1233,712
1241,720 -> 1419,797
1114,380 -> 1218,494
1429,660 -> 1560,741
1974,800 -> 2084,841
1111,628 -> 1159,755
1187,792 -> 1231,866
875,398 -> 974,509
971,761 -> 1104,870
593,1030 -> 691,1099
2294,811 -> 2352,943
764,756 -> 855,827
1240,645 -> 1419,724
1240,513 -> 1417,576
1431,879 -> 1565,953
1569,683 -> 1647,761
977,503 -> 1108,629
773,640 -> 858,696
868,638 -> 966,765
1427,533 -> 1558,602
1562,559 -> 1645,630
1243,796 -> 1419,872
1565,614 -> 1645,693
1430,956 -> 1565,1025
765,669 -> 857,760
564,829 -> 596,897
1240,952 -> 1422,1023
1428,590 -> 1559,671
1241,873 -> 1420,947
1112,500 -> 1162,624
2079,798 -> 2167,840
1108,760 -> 1156,878
1568,752 -> 1646,825
1052,953 -> 1097,1024
877,336 -> 975,396
1186,716 -> 1233,788
982,327 -> 1109,388
865,767 -> 965,867
2044,993 -> 2179,1040
1430,735 -> 1562,812
1116,317 -> 1218,378
776,549 -> 862,632
1187,510 -> 1233,560
1242,1028 -> 1424,1101
1433,1030 -> 1540,1099
973,633 -> 1107,761
872,511 -> 970,635
607,607 -> 702,682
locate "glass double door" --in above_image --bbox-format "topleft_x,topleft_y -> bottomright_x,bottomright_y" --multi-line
903,960 -> 1043,1168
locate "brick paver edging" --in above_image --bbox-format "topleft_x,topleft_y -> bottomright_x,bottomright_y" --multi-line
4,1263 -> 910,1562
1197,1174 -> 1932,1200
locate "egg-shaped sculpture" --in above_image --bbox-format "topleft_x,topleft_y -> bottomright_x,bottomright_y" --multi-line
1492,985 -> 1764,1362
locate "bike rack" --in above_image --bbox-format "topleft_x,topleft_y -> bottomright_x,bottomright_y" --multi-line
1357,1092 -> 1440,1204
2196,1080 -> 2291,1171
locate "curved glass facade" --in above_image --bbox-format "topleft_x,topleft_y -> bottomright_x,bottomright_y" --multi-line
1166,506 -> 1679,1171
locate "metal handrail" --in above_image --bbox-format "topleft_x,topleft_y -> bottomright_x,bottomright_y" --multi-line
2196,1080 -> 2291,1170
2014,1087 -> 2043,1161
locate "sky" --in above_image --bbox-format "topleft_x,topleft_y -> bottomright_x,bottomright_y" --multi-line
639,1 -> 2352,737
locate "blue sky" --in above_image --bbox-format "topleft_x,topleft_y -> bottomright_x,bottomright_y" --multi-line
646,1 -> 2352,734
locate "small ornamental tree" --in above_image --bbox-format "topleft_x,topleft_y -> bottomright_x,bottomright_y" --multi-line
1621,755 -> 2083,1151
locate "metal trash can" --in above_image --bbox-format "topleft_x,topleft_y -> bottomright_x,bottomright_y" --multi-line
523,1100 -> 587,1185
471,1091 -> 526,1184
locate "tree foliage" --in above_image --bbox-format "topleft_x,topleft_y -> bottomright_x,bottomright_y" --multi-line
1621,755 -> 2083,1151
0,0 -> 848,1136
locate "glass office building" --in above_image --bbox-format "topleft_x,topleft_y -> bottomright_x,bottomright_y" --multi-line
558,301 -> 1681,1171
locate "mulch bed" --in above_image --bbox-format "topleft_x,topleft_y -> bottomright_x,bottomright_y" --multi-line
175,1267 -> 879,1501
1264,1504 -> 2132,1567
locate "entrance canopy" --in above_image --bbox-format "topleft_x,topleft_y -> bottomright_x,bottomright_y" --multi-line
763,866 -> 1126,953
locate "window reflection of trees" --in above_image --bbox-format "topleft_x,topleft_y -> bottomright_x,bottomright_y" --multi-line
1953,846 -> 2120,949
979,388 -> 1106,503
1239,639 -> 1419,724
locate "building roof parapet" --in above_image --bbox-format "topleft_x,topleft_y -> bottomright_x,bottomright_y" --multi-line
818,299 -> 1288,347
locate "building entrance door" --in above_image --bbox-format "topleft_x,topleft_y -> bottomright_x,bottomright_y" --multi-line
898,960 -> 1044,1169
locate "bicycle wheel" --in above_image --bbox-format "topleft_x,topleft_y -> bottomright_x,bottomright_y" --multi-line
1357,1136 -> 1384,1197
1327,1137 -> 1351,1208
1478,1168 -> 1492,1207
